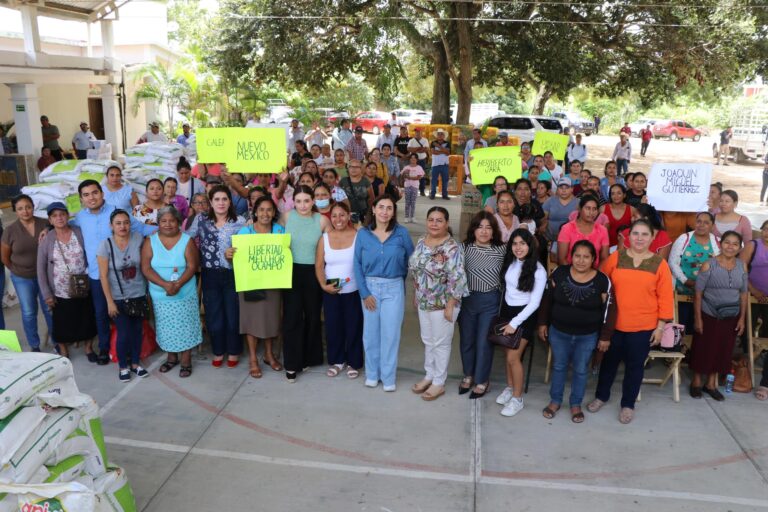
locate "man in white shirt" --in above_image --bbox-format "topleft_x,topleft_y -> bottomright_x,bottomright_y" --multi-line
71,122 -> 96,159
543,151 -> 563,183
332,119 -> 353,151
304,121 -> 327,148
288,119 -> 305,148
464,128 -> 487,182
429,128 -> 451,200
566,133 -> 587,165
612,133 -> 632,176
137,122 -> 168,144
376,123 -> 397,150
408,127 -> 430,196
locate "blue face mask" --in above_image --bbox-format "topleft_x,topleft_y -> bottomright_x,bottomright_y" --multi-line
316,199 -> 330,209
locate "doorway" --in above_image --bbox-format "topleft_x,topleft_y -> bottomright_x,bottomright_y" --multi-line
88,98 -> 105,140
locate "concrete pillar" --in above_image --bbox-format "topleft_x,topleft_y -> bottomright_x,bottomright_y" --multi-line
101,84 -> 122,157
9,84 -> 43,157
100,19 -> 115,71
19,5 -> 41,65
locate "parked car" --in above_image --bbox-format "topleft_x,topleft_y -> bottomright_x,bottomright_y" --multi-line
652,120 -> 702,141
326,111 -> 351,124
628,119 -> 658,137
353,111 -> 391,134
551,112 -> 594,135
487,115 -> 563,142
391,109 -> 432,125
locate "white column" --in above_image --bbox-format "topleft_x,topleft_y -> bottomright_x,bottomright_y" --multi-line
9,83 -> 43,157
101,84 -> 122,157
19,5 -> 41,65
100,19 -> 115,71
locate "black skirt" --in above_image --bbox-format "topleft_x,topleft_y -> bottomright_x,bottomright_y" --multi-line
52,296 -> 97,344
500,302 -> 537,342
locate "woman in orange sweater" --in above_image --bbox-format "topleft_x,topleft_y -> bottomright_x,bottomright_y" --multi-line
587,218 -> 674,424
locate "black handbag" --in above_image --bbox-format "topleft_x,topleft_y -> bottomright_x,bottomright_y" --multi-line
108,238 -> 150,318
56,240 -> 90,298
487,286 -> 523,349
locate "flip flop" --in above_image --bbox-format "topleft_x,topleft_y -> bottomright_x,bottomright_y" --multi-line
755,386 -> 768,401
179,366 -> 192,378
265,358 -> 283,372
249,364 -> 263,379
542,405 -> 560,419
571,408 -> 585,423
619,407 -> 634,424
587,399 -> 606,413
347,368 -> 360,379
326,364 -> 346,377
411,379 -> 432,394
421,385 -> 445,401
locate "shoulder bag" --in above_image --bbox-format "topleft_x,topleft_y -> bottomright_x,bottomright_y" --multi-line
55,239 -> 90,299
108,239 -> 150,318
487,286 -> 523,349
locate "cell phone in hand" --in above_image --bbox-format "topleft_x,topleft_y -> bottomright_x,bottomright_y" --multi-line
326,278 -> 341,289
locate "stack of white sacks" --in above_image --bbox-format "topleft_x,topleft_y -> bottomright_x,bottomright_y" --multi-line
22,141 -> 188,218
0,351 -> 137,512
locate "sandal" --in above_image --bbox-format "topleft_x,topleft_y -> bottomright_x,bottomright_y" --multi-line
469,383 -> 490,399
619,407 -> 634,424
571,407 -> 585,424
756,386 -> 768,401
326,364 -> 347,377
249,364 -> 263,379
542,404 -> 560,419
347,368 -> 360,379
179,366 -> 192,378
411,379 -> 432,394
264,357 -> 283,372
459,376 -> 473,395
421,384 -> 445,401
587,398 -> 606,413
159,359 -> 179,373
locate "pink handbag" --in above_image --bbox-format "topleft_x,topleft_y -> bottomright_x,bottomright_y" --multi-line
660,323 -> 685,351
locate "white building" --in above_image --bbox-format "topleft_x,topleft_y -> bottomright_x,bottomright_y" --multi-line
0,0 -> 180,160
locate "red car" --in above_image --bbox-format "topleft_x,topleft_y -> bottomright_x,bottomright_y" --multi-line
353,111 -> 391,135
652,120 -> 702,141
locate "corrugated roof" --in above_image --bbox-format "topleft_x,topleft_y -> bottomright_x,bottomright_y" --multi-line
0,0 -> 132,22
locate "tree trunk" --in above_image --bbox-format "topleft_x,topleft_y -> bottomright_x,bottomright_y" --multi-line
452,9 -> 473,125
431,43 -> 451,124
531,83 -> 554,115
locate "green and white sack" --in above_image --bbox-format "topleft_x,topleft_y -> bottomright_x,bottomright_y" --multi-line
0,480 -> 97,512
0,406 -> 46,465
93,467 -> 136,512
0,353 -> 76,418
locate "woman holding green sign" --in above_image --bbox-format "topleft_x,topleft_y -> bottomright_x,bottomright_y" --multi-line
281,185 -> 331,382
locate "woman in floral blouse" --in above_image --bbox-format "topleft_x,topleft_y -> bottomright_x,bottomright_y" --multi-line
408,206 -> 468,401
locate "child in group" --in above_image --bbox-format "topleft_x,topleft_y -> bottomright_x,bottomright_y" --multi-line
401,153 -> 425,223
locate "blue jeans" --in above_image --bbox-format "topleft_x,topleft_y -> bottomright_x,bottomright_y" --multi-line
201,268 -> 241,357
458,290 -> 499,384
548,326 -> 598,407
430,164 -> 449,198
10,273 -> 53,349
90,278 -> 111,352
616,158 -> 629,176
361,277 -> 405,386
113,312 -> 143,368
595,329 -> 653,409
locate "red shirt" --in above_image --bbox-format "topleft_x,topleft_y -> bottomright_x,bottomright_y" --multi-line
640,129 -> 653,142
620,126 -> 632,135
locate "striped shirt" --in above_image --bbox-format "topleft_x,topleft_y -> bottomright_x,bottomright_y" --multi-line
462,243 -> 506,293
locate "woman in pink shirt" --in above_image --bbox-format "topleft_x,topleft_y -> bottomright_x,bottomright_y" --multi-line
557,195 -> 609,266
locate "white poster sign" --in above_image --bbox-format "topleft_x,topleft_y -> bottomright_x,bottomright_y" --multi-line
647,163 -> 712,212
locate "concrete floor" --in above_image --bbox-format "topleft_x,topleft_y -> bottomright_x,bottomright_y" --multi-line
6,195 -> 768,512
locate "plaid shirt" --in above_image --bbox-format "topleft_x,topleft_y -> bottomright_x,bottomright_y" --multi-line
346,137 -> 368,161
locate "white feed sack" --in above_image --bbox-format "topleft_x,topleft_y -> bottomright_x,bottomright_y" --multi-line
0,352 -> 76,419
0,480 -> 97,512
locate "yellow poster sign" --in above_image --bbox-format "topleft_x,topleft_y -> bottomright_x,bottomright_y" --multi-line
196,127 -> 287,173
469,146 -> 522,186
231,234 -> 293,291
531,131 -> 570,162
0,330 -> 21,352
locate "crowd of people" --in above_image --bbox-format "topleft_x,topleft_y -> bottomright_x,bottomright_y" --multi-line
3,122 -> 768,426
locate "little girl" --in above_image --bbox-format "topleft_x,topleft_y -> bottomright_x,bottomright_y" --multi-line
401,153 -> 425,223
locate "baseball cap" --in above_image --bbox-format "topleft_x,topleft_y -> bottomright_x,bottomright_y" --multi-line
182,122 -> 190,127
46,201 -> 68,215
354,126 -> 363,132
149,121 -> 159,128
80,121 -> 88,126
384,123 -> 391,128
557,177 -> 573,187
499,131 -> 509,137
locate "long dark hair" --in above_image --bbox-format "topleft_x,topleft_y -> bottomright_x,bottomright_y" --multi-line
206,185 -> 238,222
500,228 -> 539,293
464,211 -> 502,246
251,195 -> 279,226
368,194 -> 398,232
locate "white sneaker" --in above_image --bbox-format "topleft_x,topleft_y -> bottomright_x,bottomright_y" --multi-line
500,397 -> 524,417
383,384 -> 396,392
365,380 -> 378,388
495,386 -> 514,405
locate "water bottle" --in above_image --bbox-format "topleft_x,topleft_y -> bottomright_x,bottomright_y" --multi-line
725,373 -> 735,394
170,267 -> 179,282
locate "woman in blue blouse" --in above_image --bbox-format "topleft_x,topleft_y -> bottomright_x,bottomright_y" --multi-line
186,185 -> 245,368
353,194 -> 414,391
